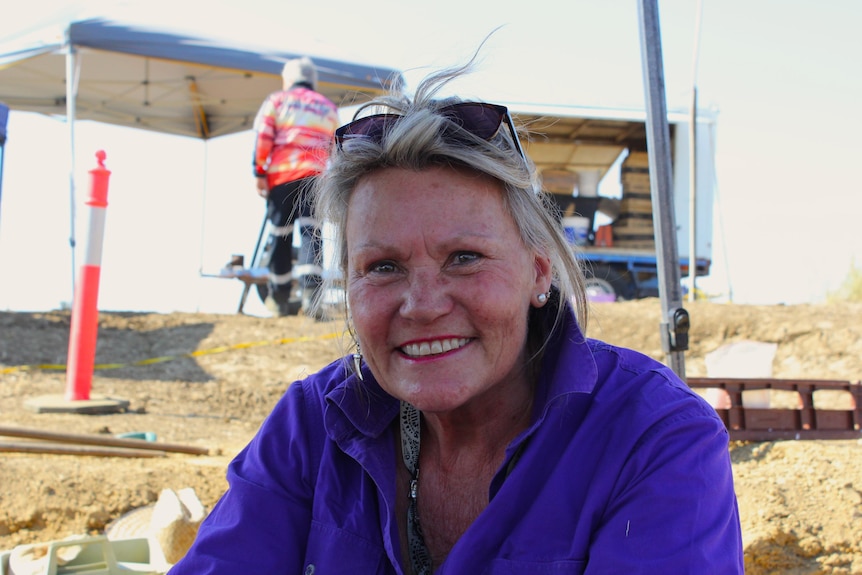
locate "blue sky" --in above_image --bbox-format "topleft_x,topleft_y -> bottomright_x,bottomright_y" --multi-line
1,0 -> 860,313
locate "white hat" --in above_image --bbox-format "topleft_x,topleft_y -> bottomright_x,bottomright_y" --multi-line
281,56 -> 318,90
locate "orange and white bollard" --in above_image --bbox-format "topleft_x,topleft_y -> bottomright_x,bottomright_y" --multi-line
65,150 -> 111,401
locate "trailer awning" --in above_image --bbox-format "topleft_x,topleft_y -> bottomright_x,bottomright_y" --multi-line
510,104 -> 652,197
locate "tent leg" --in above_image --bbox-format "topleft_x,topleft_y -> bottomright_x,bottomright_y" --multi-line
237,282 -> 253,315
237,208 -> 269,314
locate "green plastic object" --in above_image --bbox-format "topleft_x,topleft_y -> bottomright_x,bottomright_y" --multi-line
115,432 -> 157,442
0,536 -> 161,575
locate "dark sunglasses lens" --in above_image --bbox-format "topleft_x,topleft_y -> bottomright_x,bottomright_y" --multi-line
336,105 -> 510,150
336,115 -> 396,141
444,103 -> 505,139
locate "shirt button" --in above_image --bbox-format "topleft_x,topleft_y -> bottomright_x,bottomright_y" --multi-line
305,565 -> 315,575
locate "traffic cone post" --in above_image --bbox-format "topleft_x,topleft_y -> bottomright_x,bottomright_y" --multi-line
25,151 -> 129,414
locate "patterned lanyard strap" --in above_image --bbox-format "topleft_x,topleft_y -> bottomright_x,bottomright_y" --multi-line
400,401 -> 433,575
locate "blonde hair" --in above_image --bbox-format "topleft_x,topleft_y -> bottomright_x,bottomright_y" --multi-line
313,59 -> 589,354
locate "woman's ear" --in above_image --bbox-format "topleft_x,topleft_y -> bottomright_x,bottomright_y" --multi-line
532,252 -> 553,299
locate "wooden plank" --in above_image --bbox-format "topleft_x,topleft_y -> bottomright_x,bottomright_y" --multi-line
619,198 -> 654,214
541,169 -> 579,194
0,425 -> 209,455
622,151 -> 650,169
0,441 -> 166,458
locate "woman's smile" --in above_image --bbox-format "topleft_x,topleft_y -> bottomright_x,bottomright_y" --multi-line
399,337 -> 472,359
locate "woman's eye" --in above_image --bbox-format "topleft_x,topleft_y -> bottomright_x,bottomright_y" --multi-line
369,261 -> 397,274
452,252 -> 481,265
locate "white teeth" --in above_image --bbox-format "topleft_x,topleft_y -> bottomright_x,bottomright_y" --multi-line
402,338 -> 468,358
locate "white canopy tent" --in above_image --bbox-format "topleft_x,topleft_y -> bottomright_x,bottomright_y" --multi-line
0,16 -> 403,284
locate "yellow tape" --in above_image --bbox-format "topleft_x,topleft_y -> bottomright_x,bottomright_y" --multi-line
0,332 -> 340,375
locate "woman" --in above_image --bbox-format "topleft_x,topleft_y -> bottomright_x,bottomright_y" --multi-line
169,64 -> 743,574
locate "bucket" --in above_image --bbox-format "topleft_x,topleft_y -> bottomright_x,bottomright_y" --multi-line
562,216 -> 591,247
576,169 -> 601,197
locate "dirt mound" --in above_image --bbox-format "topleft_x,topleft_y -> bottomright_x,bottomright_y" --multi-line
1,299 -> 860,573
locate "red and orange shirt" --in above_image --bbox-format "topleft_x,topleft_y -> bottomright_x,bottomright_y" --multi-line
253,86 -> 339,189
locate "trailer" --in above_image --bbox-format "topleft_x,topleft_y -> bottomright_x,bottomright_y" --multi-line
576,247 -> 710,301
223,102 -> 719,312
512,102 -> 718,301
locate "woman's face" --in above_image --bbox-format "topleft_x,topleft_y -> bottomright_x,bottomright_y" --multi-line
345,166 -> 551,414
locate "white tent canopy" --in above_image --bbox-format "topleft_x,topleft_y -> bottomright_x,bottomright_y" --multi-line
0,17 -> 402,139
0,15 -> 403,284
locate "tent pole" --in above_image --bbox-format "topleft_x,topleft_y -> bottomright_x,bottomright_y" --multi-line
65,33 -> 79,295
636,0 -> 689,378
198,140 -> 210,312
0,101 -> 8,229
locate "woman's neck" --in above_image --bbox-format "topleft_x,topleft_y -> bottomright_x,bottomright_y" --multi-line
420,385 -> 533,470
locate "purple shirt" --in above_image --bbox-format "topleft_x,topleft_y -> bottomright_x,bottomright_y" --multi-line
170,311 -> 743,574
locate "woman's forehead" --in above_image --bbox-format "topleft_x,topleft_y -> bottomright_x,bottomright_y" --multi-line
345,167 -> 517,243
349,166 -> 505,215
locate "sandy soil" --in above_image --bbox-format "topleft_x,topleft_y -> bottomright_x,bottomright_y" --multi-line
1,299 -> 861,574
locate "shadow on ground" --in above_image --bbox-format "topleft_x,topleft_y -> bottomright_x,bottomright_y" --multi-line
0,311 -> 215,383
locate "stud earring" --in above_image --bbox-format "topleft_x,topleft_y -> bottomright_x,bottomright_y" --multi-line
537,292 -> 549,305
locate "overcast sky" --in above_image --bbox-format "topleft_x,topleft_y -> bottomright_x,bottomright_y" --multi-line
1,0 -> 860,313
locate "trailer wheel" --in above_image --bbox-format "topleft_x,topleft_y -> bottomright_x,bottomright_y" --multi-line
584,277 -> 617,300
584,263 -> 638,301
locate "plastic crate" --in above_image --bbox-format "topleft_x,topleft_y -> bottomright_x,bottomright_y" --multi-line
1,536 -> 161,575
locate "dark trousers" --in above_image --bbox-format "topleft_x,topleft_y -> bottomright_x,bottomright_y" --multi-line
264,176 -> 320,303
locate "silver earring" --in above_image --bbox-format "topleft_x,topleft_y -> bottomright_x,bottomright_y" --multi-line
353,343 -> 364,381
537,292 -> 549,304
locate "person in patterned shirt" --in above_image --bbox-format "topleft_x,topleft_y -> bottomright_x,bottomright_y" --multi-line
252,56 -> 338,317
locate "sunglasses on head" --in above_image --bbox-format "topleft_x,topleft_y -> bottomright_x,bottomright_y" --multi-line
334,102 -> 526,164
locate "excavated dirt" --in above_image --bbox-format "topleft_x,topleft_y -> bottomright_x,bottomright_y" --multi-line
1,299 -> 861,574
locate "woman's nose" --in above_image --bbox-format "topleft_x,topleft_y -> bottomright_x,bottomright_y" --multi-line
400,266 -> 452,321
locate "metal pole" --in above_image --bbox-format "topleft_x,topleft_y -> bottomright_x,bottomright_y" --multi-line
0,101 -> 8,229
688,88 -> 698,302
65,33 -> 78,294
637,0 -> 689,377
688,0 -> 704,302
237,209 -> 269,314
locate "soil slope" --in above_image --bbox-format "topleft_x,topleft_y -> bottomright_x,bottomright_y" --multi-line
1,299 -> 860,574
